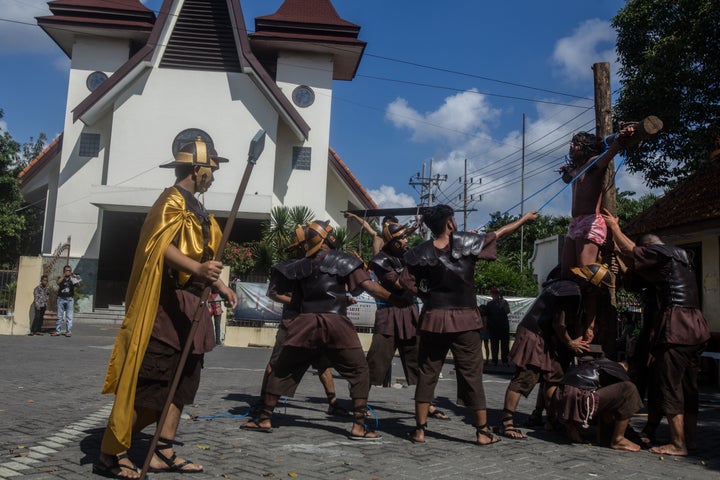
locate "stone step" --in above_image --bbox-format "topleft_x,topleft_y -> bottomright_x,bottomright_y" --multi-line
74,307 -> 126,325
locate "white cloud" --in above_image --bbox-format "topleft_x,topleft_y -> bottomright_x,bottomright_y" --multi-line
0,119 -> 7,132
0,0 -> 56,54
367,185 -> 417,209
552,19 -> 617,83
385,89 -> 500,143
386,89 -> 662,229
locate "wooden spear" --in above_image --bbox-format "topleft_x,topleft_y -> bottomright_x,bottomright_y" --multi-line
138,130 -> 266,478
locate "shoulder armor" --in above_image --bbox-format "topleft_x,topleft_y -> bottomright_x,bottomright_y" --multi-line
647,244 -> 692,267
404,240 -> 439,267
370,251 -> 403,273
451,231 -> 486,259
318,250 -> 362,276
274,258 -> 313,280
543,279 -> 582,298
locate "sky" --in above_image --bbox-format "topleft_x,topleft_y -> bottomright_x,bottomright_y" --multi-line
0,0 -> 659,229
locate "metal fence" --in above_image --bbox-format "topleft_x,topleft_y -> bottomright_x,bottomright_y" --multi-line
0,269 -> 19,316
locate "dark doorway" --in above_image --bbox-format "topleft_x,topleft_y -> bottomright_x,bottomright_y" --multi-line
96,211 -> 264,308
96,211 -> 146,308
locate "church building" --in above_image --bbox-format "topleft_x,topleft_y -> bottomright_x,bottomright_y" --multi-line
19,0 -> 376,309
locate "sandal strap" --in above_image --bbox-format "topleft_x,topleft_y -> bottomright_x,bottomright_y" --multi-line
475,425 -> 498,442
416,422 -> 427,431
154,446 -> 178,468
353,407 -> 369,425
157,436 -> 184,447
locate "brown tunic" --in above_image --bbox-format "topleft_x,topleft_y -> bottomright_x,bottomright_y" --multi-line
281,267 -> 370,349
400,232 -> 498,333
632,246 -> 710,346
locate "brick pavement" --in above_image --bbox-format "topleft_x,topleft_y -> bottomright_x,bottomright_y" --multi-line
0,324 -> 718,479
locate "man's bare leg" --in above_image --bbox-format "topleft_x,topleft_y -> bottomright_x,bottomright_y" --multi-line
649,414 -> 688,456
318,367 -> 350,416
97,411 -> 142,478
473,408 -> 500,445
498,389 -> 527,439
610,418 -> 641,452
560,238 -> 579,280
149,403 -> 203,472
241,393 -> 276,431
410,401 -> 430,442
351,398 -> 381,439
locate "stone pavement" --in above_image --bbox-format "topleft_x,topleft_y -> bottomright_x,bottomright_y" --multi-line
0,324 -> 718,480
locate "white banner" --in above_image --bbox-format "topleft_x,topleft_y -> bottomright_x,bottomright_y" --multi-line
233,282 -> 535,332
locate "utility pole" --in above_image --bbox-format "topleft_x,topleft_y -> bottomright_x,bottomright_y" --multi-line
520,113 -> 526,272
463,159 -> 468,229
409,162 -> 429,206
593,61 -> 616,360
594,62 -> 615,216
410,160 -> 447,238
457,160 -> 481,230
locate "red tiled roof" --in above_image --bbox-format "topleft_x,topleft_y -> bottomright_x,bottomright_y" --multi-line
250,0 -> 365,81
255,0 -> 358,28
18,134 -> 63,186
46,0 -> 153,12
328,147 -> 377,210
624,161 -> 720,237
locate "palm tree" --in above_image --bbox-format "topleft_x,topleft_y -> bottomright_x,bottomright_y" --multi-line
251,205 -> 317,276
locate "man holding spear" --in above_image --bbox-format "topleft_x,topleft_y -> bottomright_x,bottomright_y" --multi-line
95,137 -> 238,478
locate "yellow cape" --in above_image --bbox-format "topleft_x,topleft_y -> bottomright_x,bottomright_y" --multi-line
101,186 -> 220,453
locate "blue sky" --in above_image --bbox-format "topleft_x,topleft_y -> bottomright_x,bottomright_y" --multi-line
0,0 -> 657,228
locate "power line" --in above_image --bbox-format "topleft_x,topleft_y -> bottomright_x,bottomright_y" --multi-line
364,52 -> 593,101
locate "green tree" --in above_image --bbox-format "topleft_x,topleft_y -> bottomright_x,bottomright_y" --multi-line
476,212 -> 571,297
245,205 -> 316,277
616,189 -> 659,225
0,109 -> 46,267
612,0 -> 720,188
474,253 -> 538,297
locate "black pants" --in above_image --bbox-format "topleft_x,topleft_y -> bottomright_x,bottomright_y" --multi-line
31,307 -> 45,333
490,332 -> 510,364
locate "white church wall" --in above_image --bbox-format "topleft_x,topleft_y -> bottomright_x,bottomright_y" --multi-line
274,52 -> 334,216
102,68 -> 281,216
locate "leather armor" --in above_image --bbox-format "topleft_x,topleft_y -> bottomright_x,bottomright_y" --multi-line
562,357 -> 629,391
644,245 -> 700,309
518,280 -> 581,336
369,251 -> 404,295
404,232 -> 485,309
275,250 -> 363,315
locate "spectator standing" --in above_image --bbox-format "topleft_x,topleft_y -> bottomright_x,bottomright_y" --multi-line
486,287 -> 511,366
53,265 -> 80,337
29,275 -> 49,335
209,291 -> 224,346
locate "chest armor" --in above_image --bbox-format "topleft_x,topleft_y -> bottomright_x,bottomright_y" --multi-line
562,358 -> 629,391
277,250 -> 362,315
519,280 -> 581,336
369,251 -> 404,295
404,232 -> 485,309
646,245 -> 700,309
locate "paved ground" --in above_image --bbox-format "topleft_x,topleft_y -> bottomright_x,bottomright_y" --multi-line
0,324 -> 718,480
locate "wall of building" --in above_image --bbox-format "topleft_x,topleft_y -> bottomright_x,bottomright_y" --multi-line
4,256 -> 43,335
274,52 -> 333,217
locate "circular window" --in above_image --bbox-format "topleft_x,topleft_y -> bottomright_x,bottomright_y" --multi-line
86,71 -> 108,92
